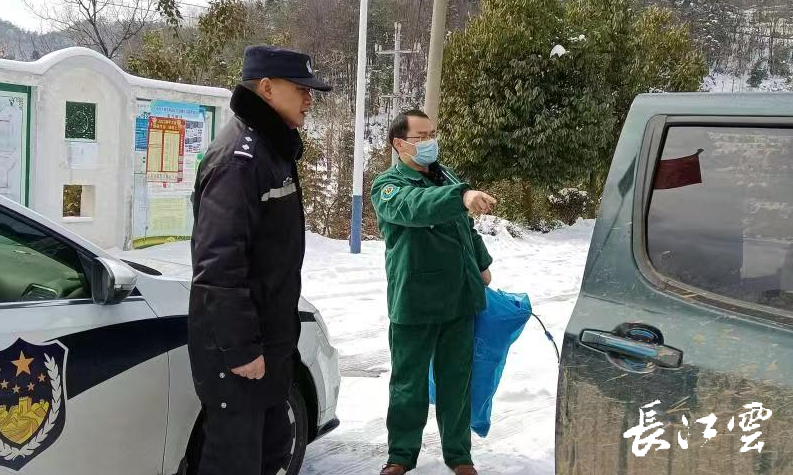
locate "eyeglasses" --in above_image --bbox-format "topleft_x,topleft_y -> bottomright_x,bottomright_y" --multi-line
405,132 -> 438,141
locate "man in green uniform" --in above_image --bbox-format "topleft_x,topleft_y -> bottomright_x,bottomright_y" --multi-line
371,110 -> 497,475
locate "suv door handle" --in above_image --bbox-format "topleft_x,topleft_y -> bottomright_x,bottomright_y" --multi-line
580,330 -> 683,369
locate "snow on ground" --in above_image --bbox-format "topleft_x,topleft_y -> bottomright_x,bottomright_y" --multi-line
300,220 -> 594,475
703,73 -> 792,93
116,220 -> 594,474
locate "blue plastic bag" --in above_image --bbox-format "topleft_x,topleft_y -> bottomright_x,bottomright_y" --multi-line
429,287 -> 532,438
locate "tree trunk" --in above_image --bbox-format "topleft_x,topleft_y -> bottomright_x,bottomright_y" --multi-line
587,171 -> 599,219
521,180 -> 533,224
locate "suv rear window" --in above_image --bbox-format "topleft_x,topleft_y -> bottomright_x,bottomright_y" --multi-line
646,126 -> 793,314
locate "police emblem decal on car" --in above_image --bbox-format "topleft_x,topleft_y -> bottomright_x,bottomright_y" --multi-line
0,339 -> 67,470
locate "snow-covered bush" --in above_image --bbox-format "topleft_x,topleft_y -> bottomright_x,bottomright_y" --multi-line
474,215 -> 525,238
547,188 -> 590,226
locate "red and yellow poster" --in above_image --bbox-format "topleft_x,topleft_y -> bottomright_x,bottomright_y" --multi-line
145,117 -> 185,183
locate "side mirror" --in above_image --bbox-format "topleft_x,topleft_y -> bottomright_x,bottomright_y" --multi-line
92,257 -> 138,305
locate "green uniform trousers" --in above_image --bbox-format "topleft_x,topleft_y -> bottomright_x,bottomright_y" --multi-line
386,314 -> 474,470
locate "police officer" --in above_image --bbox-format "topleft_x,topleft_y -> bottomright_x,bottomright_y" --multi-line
371,110 -> 497,475
188,46 -> 331,475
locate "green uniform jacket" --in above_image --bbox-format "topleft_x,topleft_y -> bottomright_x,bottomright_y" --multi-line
371,161 -> 493,325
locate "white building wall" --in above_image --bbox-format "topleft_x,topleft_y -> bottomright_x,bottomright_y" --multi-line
0,47 -> 232,249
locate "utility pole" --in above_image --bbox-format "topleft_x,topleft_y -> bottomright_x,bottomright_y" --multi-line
424,0 -> 449,122
350,0 -> 369,255
376,22 -> 421,165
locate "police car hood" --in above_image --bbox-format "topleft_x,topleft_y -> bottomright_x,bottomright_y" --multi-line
114,241 -> 319,314
112,242 -> 193,283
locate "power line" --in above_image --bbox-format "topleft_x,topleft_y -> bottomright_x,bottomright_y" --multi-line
24,2 -> 200,24
42,0 -> 209,19
172,0 -> 210,11
101,0 -> 211,10
78,0 -> 205,20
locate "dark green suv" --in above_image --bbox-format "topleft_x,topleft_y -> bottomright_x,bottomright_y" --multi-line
556,93 -> 793,475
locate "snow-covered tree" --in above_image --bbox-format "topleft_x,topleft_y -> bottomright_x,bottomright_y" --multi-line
439,0 -> 706,223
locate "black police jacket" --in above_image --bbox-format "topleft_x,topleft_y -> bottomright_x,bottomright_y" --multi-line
188,85 -> 305,410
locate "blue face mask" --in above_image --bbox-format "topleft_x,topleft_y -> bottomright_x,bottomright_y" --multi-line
408,139 -> 439,166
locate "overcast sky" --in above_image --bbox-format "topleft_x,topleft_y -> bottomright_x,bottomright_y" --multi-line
2,0 -> 49,32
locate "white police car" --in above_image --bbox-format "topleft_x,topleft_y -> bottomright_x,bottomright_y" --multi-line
0,194 -> 340,474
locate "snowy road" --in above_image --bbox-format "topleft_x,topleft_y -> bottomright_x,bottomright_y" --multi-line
299,221 -> 594,474
114,220 -> 594,474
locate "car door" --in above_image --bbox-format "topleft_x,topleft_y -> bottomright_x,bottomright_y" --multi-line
0,201 -> 169,474
556,101 -> 793,475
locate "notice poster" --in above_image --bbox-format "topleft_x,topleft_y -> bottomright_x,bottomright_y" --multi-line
132,173 -> 149,239
147,196 -> 188,237
0,94 -> 25,203
145,117 -> 185,183
67,141 -> 99,169
184,120 -> 204,154
151,100 -> 202,122
135,116 -> 149,152
132,98 -> 214,249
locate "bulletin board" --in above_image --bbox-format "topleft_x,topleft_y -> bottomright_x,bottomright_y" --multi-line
132,99 -> 216,248
0,83 -> 31,206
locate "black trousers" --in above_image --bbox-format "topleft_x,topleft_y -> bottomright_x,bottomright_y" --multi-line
197,400 -> 293,475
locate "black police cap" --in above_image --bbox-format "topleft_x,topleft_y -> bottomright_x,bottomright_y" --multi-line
242,45 -> 332,92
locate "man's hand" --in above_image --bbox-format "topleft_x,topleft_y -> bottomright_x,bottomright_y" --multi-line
481,268 -> 492,286
463,190 -> 497,215
231,355 -> 266,380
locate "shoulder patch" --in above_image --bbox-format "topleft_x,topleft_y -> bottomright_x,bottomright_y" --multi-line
233,129 -> 258,158
380,184 -> 400,202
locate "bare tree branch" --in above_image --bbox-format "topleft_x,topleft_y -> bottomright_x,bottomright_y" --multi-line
22,0 -> 155,59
